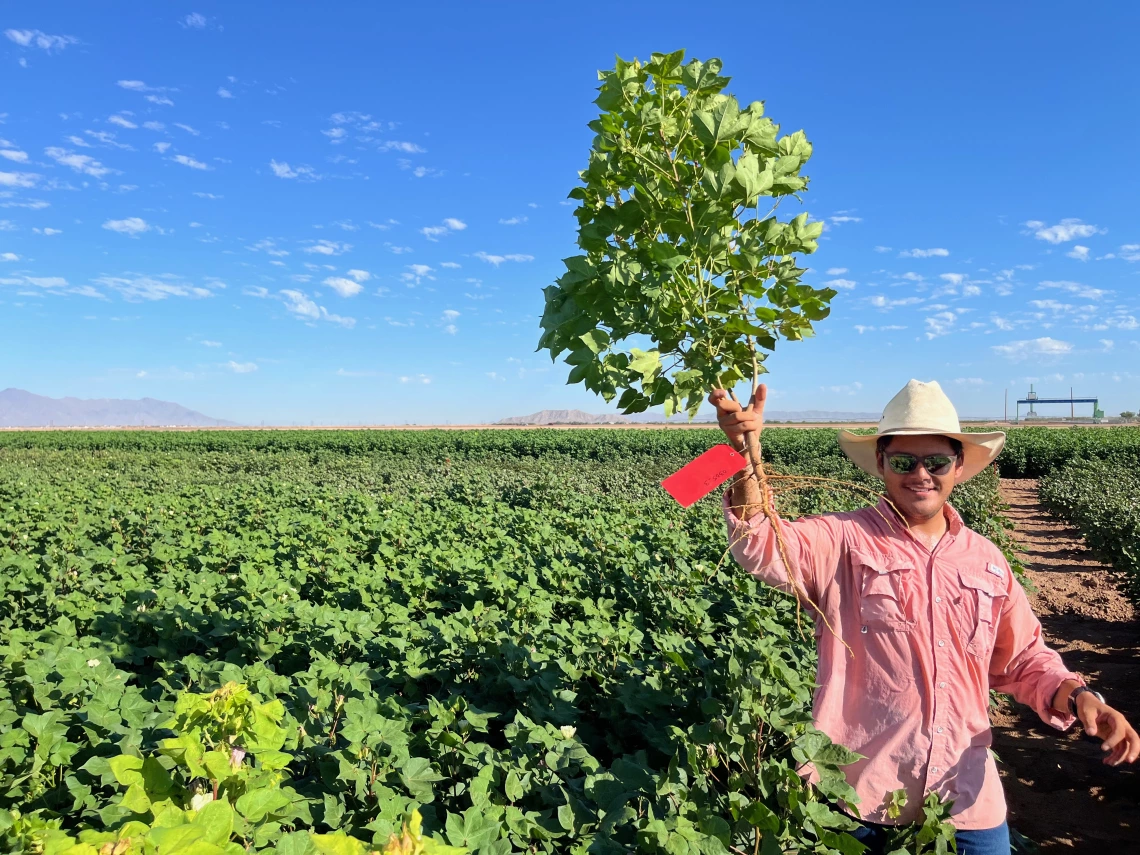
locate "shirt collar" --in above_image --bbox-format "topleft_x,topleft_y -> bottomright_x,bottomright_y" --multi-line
874,496 -> 963,538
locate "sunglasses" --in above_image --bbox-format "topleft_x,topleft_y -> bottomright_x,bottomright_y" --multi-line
884,453 -> 957,476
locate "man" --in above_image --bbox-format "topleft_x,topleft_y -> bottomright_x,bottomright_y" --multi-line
709,379 -> 1139,854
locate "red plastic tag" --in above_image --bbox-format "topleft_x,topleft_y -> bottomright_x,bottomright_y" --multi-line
661,444 -> 748,508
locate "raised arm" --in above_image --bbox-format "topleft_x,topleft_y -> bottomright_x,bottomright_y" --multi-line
710,385 -> 843,609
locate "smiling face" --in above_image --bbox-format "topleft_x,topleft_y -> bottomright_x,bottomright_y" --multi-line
875,434 -> 965,525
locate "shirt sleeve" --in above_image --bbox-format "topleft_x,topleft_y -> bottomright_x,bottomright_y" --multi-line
722,488 -> 843,612
987,555 -> 1083,730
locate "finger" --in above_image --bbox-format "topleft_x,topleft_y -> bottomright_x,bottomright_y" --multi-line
1099,715 -> 1126,751
1083,710 -> 1098,737
1128,731 -> 1140,764
1105,738 -> 1129,766
720,412 -> 761,428
709,391 -> 742,416
752,383 -> 768,420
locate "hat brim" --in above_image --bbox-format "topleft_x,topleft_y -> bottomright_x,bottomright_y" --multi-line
837,429 -> 1006,482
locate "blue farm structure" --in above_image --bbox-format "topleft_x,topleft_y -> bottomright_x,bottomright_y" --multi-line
1014,384 -> 1104,423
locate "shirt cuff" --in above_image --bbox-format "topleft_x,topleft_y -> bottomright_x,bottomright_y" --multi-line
1039,672 -> 1086,731
722,487 -> 767,534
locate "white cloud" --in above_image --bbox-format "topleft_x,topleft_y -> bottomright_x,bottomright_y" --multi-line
1038,280 -> 1108,300
153,142 -> 172,154
953,377 -> 987,386
499,216 -> 527,225
1024,218 -> 1103,244
322,276 -> 363,297
66,135 -> 91,147
822,381 -> 863,395
939,273 -> 965,286
174,123 -> 200,136
829,215 -> 862,224
869,295 -> 923,309
217,87 -> 234,99
1117,244 -> 1140,262
924,311 -> 957,339
108,115 -> 138,129
420,218 -> 466,240
45,147 -> 112,177
380,141 -> 426,153
117,80 -> 149,91
303,239 -> 350,256
93,273 -> 221,301
269,159 -> 318,180
145,95 -> 174,106
227,361 -> 258,373
962,284 -> 982,297
440,261 -> 461,269
1029,299 -> 1071,311
874,246 -> 892,253
0,171 -> 39,188
399,375 -> 432,384
102,217 -> 150,236
442,309 -> 460,320
1,252 -> 18,261
899,248 -> 949,258
823,278 -> 856,290
143,121 -> 165,131
181,13 -> 207,28
322,128 -> 346,141
172,154 -> 210,170
1066,245 -> 1090,261
991,337 -> 1073,361
280,289 -> 355,327
5,29 -> 78,51
1100,339 -> 1114,351
345,269 -> 371,282
826,267 -> 848,275
201,340 -> 221,347
84,130 -> 132,150
33,227 -> 62,236
475,251 -> 534,266
0,149 -> 29,163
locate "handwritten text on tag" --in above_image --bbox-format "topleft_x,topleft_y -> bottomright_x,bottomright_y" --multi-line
660,444 -> 749,508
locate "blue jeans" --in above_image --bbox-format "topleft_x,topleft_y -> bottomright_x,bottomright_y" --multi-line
848,819 -> 1010,855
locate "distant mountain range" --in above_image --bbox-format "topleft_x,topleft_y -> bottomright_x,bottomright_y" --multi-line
0,388 -> 236,428
498,408 -> 884,425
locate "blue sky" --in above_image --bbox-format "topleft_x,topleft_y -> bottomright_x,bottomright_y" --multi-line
2,2 -> 1138,424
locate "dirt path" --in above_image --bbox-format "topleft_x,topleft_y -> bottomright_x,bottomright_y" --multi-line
991,479 -> 1139,852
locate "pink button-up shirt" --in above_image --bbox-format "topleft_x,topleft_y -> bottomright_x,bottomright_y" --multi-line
724,492 -> 1082,829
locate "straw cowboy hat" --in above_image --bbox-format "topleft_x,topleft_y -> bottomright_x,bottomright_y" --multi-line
837,379 -> 1006,482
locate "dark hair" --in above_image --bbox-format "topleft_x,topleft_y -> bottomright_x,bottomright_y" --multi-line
876,435 -> 963,459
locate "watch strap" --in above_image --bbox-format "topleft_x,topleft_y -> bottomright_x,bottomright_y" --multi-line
1068,685 -> 1104,717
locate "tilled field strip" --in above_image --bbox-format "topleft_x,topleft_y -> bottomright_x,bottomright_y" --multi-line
991,479 -> 1139,854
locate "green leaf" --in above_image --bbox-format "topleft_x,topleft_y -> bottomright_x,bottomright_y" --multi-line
108,755 -> 145,787
579,329 -> 611,355
399,757 -> 443,800
120,783 -> 151,815
235,788 -> 292,823
193,799 -> 235,846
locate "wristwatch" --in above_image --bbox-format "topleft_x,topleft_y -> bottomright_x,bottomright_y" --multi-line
1068,685 -> 1105,717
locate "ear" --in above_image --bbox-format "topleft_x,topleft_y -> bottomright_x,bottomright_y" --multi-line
874,447 -> 886,476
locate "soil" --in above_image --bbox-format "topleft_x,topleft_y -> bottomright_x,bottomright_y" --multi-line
990,479 -> 1139,852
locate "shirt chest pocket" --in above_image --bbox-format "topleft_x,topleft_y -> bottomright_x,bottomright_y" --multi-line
854,550 -> 915,632
956,569 -> 1008,659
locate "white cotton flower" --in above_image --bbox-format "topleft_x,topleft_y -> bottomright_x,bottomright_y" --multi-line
86,659 -> 100,667
190,792 -> 214,811
559,725 -> 577,739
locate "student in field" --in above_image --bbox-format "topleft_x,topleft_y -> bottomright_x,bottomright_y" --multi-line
710,379 -> 1139,855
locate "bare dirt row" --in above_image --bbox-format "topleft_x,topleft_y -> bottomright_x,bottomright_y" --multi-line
991,479 -> 1139,853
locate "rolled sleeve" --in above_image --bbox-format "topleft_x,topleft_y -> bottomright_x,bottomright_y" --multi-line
722,490 -> 841,610
988,572 -> 1083,730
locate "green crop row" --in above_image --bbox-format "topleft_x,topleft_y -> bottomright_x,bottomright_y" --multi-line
1038,461 -> 1140,602
0,436 -> 996,853
2,425 -> 1137,478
